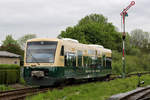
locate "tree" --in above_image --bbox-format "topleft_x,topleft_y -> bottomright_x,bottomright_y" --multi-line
0,44 -> 24,57
58,14 -> 122,50
0,35 -> 24,58
130,29 -> 150,48
17,34 -> 36,49
2,35 -> 18,46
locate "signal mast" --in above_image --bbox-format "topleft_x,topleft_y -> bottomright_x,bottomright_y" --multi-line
120,1 -> 135,78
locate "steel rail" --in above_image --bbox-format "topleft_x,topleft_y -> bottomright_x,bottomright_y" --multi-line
109,86 -> 150,100
0,87 -> 49,100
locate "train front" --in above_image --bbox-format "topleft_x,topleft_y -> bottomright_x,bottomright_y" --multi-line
23,38 -> 64,86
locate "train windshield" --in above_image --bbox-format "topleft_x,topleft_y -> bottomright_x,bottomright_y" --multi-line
26,41 -> 57,63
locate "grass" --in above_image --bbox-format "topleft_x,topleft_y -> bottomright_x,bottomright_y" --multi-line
27,74 -> 150,100
0,85 -> 13,91
19,77 -> 26,85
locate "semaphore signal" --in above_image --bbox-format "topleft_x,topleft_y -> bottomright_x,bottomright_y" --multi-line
120,1 -> 135,78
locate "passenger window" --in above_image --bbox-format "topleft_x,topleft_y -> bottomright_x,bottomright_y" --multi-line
97,57 -> 101,66
60,46 -> 64,56
77,50 -> 82,66
102,55 -> 106,67
65,52 -> 76,66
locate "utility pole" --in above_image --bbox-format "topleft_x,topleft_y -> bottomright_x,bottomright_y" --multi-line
120,1 -> 135,78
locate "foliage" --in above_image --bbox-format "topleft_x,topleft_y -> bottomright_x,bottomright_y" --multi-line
19,77 -> 26,85
0,44 -> 24,59
0,64 -> 20,69
127,47 -> 141,55
111,50 -> 150,75
130,29 -> 150,48
2,35 -> 19,46
0,35 -> 24,59
27,75 -> 150,100
0,64 -> 20,84
17,34 -> 36,49
58,14 -> 122,50
0,85 -> 13,91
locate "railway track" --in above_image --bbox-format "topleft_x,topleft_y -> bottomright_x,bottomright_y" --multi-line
0,87 -> 49,100
0,72 -> 150,100
109,85 -> 150,100
0,77 -> 114,100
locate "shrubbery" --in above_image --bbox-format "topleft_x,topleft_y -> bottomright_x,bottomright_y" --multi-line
112,49 -> 150,75
126,47 -> 141,55
0,85 -> 13,91
0,64 -> 20,84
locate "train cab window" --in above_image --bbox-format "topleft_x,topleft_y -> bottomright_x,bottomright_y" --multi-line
26,41 -> 57,63
60,45 -> 64,56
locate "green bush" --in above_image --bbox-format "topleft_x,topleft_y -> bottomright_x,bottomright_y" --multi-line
0,85 -> 13,91
0,64 -> 20,69
112,50 -> 150,75
0,64 -> 20,84
127,47 -> 141,55
19,77 -> 26,85
112,61 -> 122,75
112,50 -> 122,61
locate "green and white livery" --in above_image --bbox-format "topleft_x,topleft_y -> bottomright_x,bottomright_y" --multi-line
23,38 -> 112,86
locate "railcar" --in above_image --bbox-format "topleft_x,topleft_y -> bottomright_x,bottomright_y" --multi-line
23,38 -> 112,86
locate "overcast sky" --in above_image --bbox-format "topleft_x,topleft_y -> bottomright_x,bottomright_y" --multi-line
0,0 -> 149,44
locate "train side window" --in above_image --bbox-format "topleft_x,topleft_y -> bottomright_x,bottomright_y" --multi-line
102,55 -> 106,67
83,56 -> 93,67
83,56 -> 89,67
106,58 -> 112,68
60,45 -> 64,56
97,57 -> 101,66
77,50 -> 82,66
65,52 -> 76,66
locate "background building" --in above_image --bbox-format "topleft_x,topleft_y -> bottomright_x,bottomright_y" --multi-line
0,51 -> 20,65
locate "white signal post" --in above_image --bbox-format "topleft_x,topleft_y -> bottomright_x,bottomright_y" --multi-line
120,1 -> 135,78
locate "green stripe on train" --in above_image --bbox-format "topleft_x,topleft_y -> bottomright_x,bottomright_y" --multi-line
24,66 -> 111,79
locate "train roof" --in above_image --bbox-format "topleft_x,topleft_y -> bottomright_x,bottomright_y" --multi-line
27,38 -> 60,42
103,48 -> 112,53
26,38 -> 111,53
88,44 -> 104,48
27,38 -> 79,43
61,38 -> 79,43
